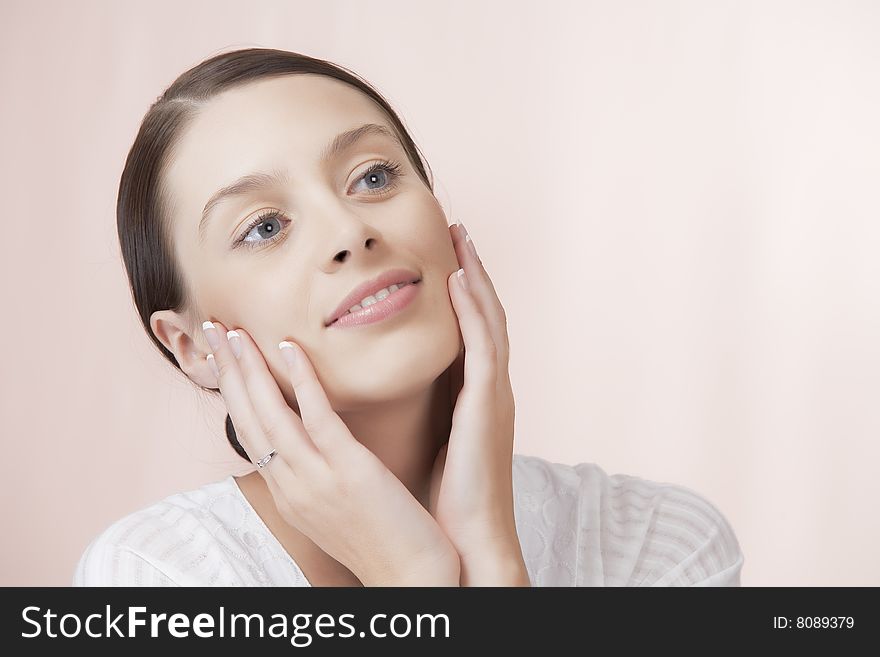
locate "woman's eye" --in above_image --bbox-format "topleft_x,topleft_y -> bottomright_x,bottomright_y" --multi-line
352,160 -> 403,195
360,168 -> 389,191
234,161 -> 402,250
239,212 -> 288,247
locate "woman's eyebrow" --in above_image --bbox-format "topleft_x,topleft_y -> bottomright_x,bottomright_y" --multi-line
198,122 -> 401,244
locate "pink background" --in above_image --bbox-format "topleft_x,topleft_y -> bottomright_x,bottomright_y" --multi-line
2,0 -> 878,586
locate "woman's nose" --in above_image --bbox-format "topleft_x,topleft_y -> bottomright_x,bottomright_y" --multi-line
304,189 -> 382,264
330,235 -> 378,263
316,209 -> 379,264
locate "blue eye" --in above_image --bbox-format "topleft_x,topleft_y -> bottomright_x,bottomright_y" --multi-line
356,159 -> 403,193
236,210 -> 289,249
233,158 -> 404,250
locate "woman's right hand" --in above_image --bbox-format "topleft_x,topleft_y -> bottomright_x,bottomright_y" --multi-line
201,321 -> 460,587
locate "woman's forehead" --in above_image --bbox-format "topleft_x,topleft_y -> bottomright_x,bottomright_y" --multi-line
177,75 -> 384,161
164,75 -> 394,240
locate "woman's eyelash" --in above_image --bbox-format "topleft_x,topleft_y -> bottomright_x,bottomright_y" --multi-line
233,158 -> 404,250
235,208 -> 289,250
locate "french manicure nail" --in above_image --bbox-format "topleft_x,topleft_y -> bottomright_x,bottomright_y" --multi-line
227,330 -> 242,358
202,320 -> 222,351
458,222 -> 479,261
456,267 -> 469,291
465,233 -> 479,261
206,353 -> 219,377
279,341 -> 298,369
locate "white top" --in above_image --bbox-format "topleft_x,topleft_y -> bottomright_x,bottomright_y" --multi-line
72,453 -> 744,586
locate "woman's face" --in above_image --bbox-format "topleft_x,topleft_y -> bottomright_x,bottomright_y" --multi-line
160,74 -> 462,411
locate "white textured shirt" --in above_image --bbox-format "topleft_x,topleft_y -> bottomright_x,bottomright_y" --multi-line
72,453 -> 744,586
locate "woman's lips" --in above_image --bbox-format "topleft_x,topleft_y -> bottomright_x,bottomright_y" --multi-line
326,281 -> 421,329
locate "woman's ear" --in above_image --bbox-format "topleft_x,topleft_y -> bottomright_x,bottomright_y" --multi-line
150,309 -> 217,389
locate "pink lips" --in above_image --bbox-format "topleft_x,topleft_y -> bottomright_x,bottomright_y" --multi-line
324,267 -> 422,328
327,280 -> 421,328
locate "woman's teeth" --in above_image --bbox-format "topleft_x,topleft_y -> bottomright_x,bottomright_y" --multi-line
343,282 -> 411,316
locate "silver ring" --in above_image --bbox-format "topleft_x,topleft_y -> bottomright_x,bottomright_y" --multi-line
256,449 -> 277,469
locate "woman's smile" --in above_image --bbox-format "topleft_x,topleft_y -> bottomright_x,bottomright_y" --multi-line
326,279 -> 422,329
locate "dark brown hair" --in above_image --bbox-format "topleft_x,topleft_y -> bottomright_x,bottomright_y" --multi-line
116,48 -> 434,462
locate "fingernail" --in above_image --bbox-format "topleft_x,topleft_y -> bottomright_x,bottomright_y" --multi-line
457,221 -> 479,261
202,320 -> 221,351
456,267 -> 469,291
206,353 -> 219,378
279,341 -> 298,369
465,233 -> 479,262
227,330 -> 242,359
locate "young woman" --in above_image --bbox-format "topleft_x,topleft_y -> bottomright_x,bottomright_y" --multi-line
73,48 -> 744,587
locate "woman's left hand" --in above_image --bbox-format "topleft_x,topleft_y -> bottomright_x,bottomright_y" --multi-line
427,222 -> 531,586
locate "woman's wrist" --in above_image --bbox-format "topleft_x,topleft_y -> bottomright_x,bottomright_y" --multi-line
362,548 -> 462,587
459,548 -> 531,587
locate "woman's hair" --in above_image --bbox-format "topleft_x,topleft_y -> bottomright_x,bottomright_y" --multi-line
117,48 -> 434,462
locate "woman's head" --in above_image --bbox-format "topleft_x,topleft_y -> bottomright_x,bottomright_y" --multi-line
117,48 -> 462,461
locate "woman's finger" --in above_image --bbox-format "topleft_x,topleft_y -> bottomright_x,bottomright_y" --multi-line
227,327 -> 325,469
278,340 -> 350,459
449,223 -> 510,364
447,268 -> 498,395
202,320 -> 289,476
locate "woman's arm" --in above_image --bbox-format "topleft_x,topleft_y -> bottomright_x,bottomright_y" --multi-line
641,491 -> 746,587
600,474 -> 746,587
72,538 -> 179,587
